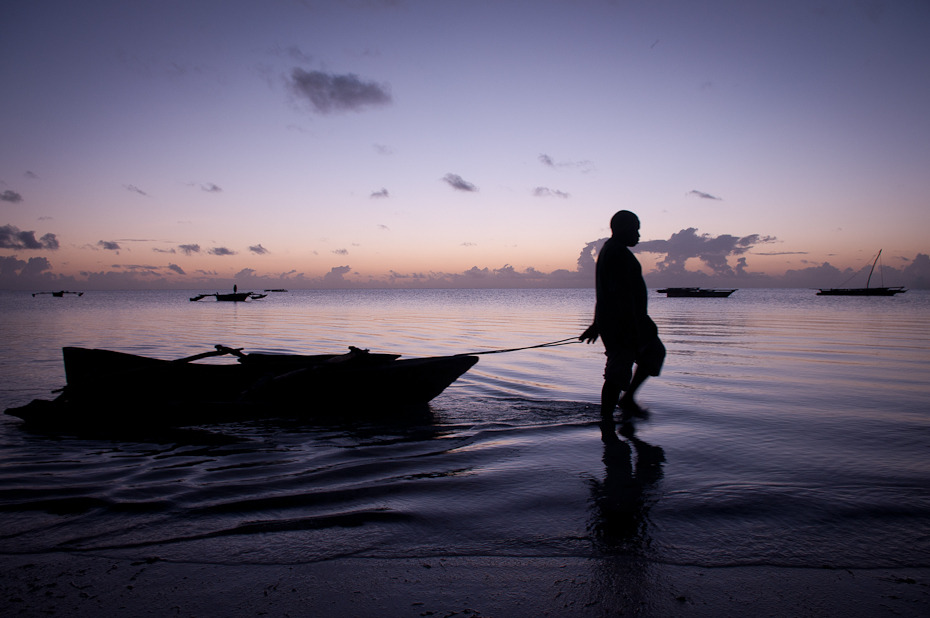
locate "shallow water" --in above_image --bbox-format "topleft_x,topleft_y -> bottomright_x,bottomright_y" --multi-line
1,288 -> 928,570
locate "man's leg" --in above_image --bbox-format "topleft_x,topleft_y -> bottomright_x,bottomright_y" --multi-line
600,379 -> 623,418
618,338 -> 664,416
618,365 -> 650,417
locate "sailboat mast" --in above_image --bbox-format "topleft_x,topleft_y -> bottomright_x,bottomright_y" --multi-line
866,249 -> 881,289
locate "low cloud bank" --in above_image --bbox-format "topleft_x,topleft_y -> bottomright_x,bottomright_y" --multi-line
2,230 -> 928,291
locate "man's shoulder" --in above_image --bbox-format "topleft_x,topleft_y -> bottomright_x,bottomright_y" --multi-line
599,238 -> 633,262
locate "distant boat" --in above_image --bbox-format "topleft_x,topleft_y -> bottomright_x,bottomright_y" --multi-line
190,290 -> 266,302
817,250 -> 906,296
33,290 -> 83,297
657,287 -> 736,298
264,289 -> 288,293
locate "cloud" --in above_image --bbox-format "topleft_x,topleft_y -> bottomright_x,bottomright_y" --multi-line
322,265 -> 353,287
538,153 -> 594,173
688,189 -> 722,200
152,247 -> 176,254
283,45 -> 313,64
370,188 -> 390,198
235,268 -> 256,279
332,248 -> 349,255
124,184 -> 147,196
249,244 -> 269,255
1,190 -> 23,203
442,173 -> 478,192
577,238 -> 606,276
208,247 -> 236,256
25,171 -> 39,179
373,144 -> 393,155
635,228 -> 776,276
97,240 -> 121,251
201,183 -> 222,193
0,255 -> 69,290
168,263 -> 185,275
0,224 -> 59,250
288,68 -> 392,114
377,224 -> 390,231
1,255 -> 51,277
533,187 -> 569,198
178,244 -> 201,255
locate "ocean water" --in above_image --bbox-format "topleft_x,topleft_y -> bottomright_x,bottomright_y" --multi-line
0,288 -> 928,573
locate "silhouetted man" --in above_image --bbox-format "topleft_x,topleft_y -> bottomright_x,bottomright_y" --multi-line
580,210 -> 665,420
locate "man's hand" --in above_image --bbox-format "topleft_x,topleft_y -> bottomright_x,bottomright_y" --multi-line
579,324 -> 599,344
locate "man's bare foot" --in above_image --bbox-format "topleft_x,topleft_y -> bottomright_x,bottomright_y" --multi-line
618,397 -> 649,419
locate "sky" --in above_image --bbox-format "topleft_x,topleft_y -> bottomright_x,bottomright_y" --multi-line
2,0 -> 929,290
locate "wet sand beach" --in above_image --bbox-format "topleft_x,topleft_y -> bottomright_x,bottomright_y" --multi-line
3,554 -> 928,616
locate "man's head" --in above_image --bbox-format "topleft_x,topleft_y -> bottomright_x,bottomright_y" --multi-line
610,210 -> 640,246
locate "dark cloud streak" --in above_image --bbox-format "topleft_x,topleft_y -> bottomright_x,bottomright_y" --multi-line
124,184 -> 147,196
1,190 -> 23,203
442,173 -> 478,192
288,69 -> 392,114
533,187 -> 569,198
688,189 -> 722,200
538,153 -> 594,173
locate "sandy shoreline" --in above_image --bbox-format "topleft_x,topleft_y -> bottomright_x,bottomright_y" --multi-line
3,553 -> 927,617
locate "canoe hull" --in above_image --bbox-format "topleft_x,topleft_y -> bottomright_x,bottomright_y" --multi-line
6,347 -> 478,428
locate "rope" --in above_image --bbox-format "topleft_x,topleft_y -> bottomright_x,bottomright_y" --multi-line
456,337 -> 581,357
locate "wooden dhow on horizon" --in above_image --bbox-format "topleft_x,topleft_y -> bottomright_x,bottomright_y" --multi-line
817,250 -> 906,296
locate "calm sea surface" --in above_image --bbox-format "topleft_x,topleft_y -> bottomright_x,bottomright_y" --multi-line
1,288 -> 928,570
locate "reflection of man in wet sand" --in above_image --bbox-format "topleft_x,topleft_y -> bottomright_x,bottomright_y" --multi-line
590,419 -> 666,551
581,210 -> 665,421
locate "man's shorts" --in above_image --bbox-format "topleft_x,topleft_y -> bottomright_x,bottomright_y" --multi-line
604,336 -> 666,387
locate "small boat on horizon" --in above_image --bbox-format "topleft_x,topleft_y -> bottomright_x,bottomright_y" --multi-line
33,290 -> 84,297
817,250 -> 906,296
657,287 -> 737,298
5,345 -> 479,429
190,284 -> 266,302
190,290 -> 266,302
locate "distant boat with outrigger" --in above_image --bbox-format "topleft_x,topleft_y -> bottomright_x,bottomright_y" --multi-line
657,287 -> 737,298
33,290 -> 84,297
190,285 -> 266,302
817,250 -> 906,296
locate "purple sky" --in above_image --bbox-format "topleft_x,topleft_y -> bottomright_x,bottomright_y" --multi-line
2,0 -> 929,289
